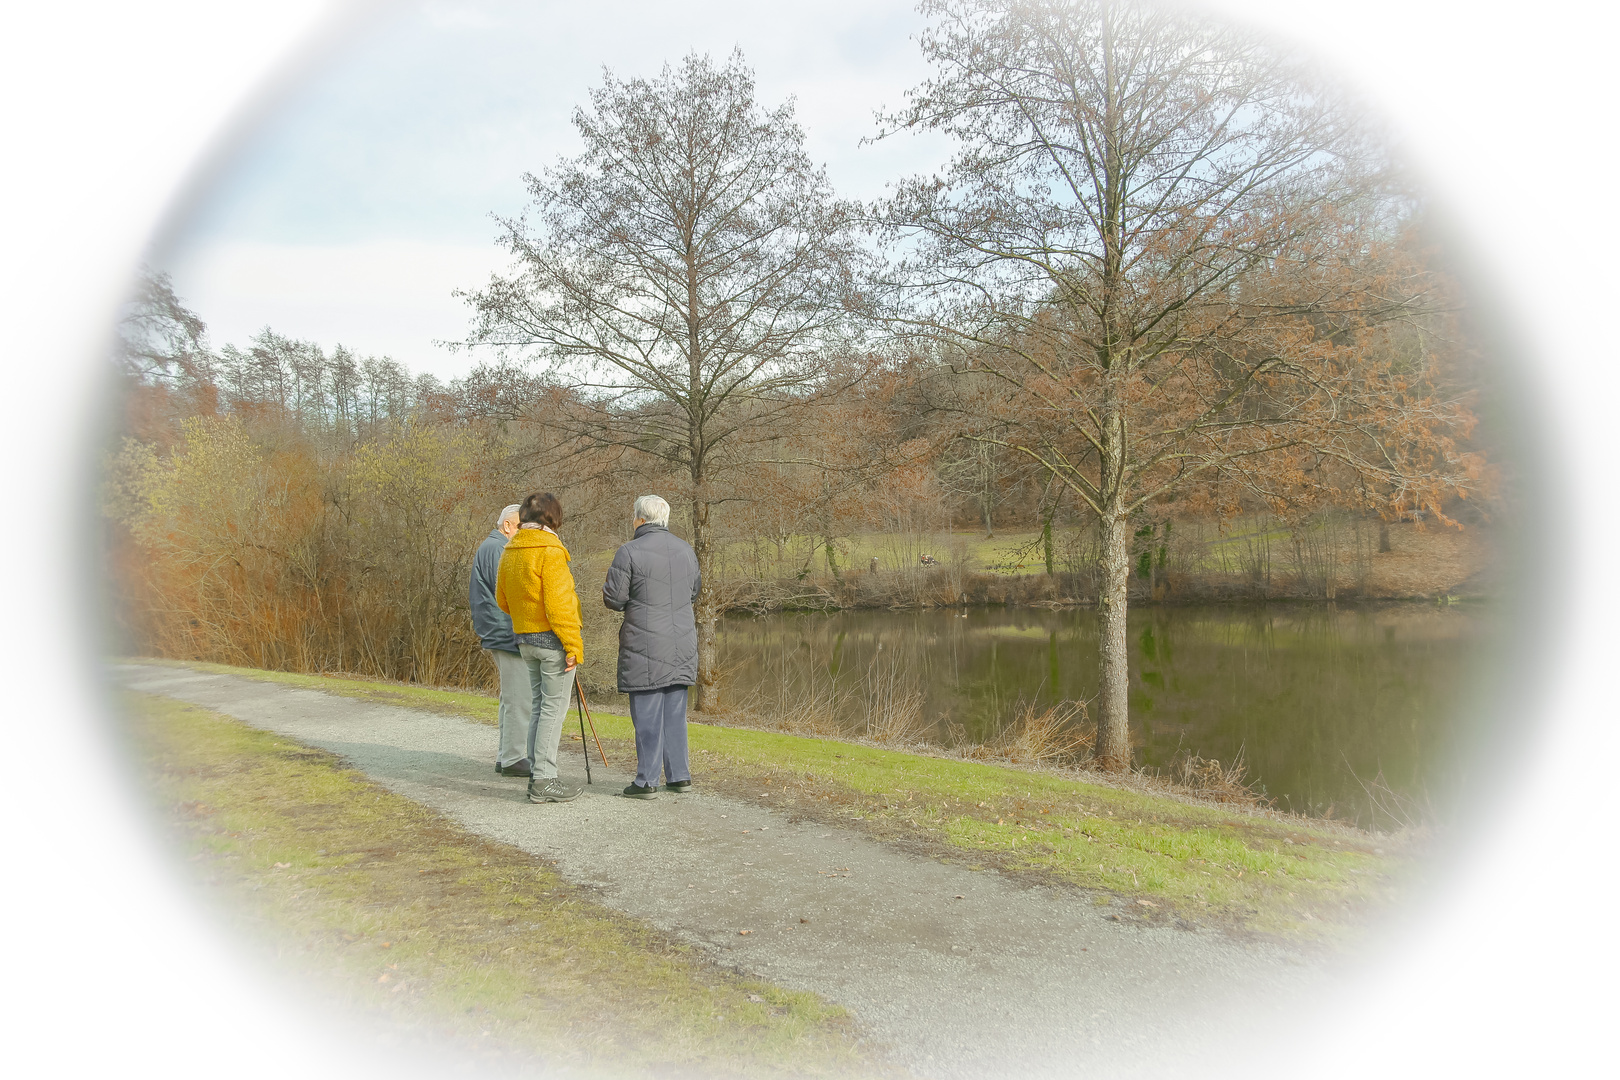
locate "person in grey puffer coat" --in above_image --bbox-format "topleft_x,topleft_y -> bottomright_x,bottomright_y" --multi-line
602,494 -> 701,799
470,504 -> 532,776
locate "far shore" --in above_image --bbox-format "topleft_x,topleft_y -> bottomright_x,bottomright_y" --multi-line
719,573 -> 1497,615
704,518 -> 1500,614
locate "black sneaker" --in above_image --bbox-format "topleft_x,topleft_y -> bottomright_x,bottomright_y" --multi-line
622,783 -> 659,799
664,780 -> 692,793
528,777 -> 582,803
497,759 -> 533,778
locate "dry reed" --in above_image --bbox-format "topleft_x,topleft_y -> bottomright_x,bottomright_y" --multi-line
956,699 -> 1094,766
1170,748 -> 1258,803
1344,757 -> 1434,831
859,648 -> 932,745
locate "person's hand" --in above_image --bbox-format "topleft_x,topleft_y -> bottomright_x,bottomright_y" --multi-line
565,656 -> 579,671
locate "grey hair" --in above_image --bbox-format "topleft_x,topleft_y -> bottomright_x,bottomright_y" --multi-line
633,494 -> 670,528
495,504 -> 521,527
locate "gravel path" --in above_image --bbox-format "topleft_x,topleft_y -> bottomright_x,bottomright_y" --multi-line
116,662 -> 1332,1079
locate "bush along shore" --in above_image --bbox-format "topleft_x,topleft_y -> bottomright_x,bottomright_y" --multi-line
133,659 -> 1418,945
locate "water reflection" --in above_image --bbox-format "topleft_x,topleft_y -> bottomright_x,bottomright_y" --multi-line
716,603 -> 1505,825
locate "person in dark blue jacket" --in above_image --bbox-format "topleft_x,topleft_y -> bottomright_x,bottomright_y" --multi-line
603,494 -> 701,799
470,503 -> 531,775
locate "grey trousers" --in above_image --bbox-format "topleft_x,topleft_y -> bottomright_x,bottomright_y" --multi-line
518,643 -> 576,780
485,648 -> 533,769
628,685 -> 691,789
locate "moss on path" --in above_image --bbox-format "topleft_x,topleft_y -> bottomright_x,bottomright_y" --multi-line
129,691 -> 894,1078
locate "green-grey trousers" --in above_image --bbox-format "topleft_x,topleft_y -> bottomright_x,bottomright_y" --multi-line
518,642 -> 576,780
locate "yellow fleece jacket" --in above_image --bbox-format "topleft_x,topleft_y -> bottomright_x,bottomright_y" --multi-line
494,528 -> 584,664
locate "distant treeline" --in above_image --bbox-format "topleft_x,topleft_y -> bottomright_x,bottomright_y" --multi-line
102,272 -> 1088,690
101,266 -> 1494,697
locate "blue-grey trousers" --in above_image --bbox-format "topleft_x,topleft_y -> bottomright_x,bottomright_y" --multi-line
485,648 -> 533,769
628,685 -> 690,789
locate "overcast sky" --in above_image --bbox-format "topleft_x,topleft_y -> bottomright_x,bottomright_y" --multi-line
9,0 -> 1617,1073
149,0 -> 1519,385
157,0 -> 952,380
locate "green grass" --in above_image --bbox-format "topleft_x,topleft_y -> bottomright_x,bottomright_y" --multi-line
130,657 -> 1408,942
127,690 -> 889,1077
680,728 -> 1400,940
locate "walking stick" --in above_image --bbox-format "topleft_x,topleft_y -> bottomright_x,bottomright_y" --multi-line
574,680 -> 609,771
574,676 -> 592,785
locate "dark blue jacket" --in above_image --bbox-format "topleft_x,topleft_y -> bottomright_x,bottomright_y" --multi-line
603,523 -> 701,692
469,529 -> 518,653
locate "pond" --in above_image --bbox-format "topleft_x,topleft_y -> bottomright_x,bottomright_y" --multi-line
716,603 -> 1508,826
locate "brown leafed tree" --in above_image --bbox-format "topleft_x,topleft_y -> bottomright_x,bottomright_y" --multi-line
877,0 -> 1482,770
460,50 -> 864,710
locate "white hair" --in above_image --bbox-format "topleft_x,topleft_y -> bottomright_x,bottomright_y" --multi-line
633,494 -> 670,528
495,504 -> 521,527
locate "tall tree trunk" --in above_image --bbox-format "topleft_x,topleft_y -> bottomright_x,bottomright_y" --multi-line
690,493 -> 719,712
819,472 -> 841,582
1092,4 -> 1131,774
1095,501 -> 1132,771
686,223 -> 717,711
1043,512 -> 1054,577
978,439 -> 995,538
1041,470 -> 1057,577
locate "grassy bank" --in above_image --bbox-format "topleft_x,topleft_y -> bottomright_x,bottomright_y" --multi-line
132,659 -> 1409,942
127,690 -> 891,1078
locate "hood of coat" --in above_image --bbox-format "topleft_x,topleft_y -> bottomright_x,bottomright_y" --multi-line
506,527 -> 570,561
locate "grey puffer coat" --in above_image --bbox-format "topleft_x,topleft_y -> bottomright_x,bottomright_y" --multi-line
602,523 -> 701,692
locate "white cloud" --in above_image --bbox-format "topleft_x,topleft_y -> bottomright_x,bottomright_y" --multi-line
157,0 -> 949,383
418,0 -> 501,29
167,239 -> 516,380
165,0 -> 941,247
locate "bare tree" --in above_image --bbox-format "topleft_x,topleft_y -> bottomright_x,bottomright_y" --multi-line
116,267 -> 213,386
460,50 -> 864,710
876,0 -> 1480,769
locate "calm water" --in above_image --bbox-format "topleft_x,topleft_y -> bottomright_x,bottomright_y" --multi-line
716,603 -> 1508,824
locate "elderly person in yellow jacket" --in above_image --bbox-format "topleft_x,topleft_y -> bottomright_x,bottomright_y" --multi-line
495,492 -> 585,803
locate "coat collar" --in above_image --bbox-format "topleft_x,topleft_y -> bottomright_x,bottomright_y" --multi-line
506,527 -> 569,557
633,523 -> 669,539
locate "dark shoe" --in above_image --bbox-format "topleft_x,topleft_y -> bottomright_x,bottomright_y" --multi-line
497,759 -> 533,778
664,780 -> 692,793
528,777 -> 582,803
622,783 -> 659,799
